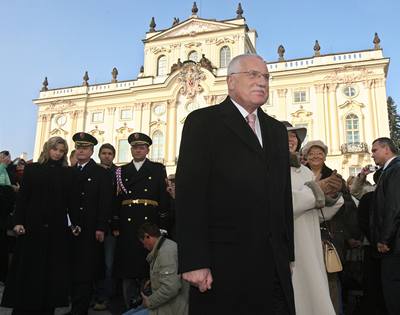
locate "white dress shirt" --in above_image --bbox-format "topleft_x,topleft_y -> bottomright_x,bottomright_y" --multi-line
231,98 -> 263,147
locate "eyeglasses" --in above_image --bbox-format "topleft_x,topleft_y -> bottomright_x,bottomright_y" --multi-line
230,70 -> 270,81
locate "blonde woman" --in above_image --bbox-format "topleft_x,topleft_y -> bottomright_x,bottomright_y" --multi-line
1,137 -> 78,315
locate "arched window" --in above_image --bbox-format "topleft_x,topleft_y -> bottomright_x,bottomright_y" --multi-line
150,131 -> 164,162
188,51 -> 198,62
220,46 -> 231,68
157,55 -> 167,76
345,114 -> 360,144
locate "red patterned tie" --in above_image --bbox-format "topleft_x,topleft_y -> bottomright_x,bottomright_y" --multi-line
246,113 -> 256,134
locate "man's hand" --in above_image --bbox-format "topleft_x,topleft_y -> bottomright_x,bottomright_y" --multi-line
377,242 -> 390,253
182,268 -> 213,292
71,225 -> 81,236
13,224 -> 25,236
141,292 -> 150,308
360,165 -> 374,177
96,230 -> 105,242
11,183 -> 20,192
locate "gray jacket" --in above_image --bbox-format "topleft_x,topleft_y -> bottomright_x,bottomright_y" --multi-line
147,237 -> 189,315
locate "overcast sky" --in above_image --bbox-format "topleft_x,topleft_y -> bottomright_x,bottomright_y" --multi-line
1,0 -> 398,159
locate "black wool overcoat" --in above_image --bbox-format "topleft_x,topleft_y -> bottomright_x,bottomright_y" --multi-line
176,97 -> 295,315
1,160 -> 76,309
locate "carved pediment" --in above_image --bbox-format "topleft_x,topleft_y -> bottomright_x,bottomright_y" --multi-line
116,122 -> 133,135
324,67 -> 374,84
89,125 -> 105,136
339,100 -> 365,110
291,108 -> 313,119
45,100 -> 75,113
50,127 -> 68,136
150,119 -> 166,128
147,19 -> 236,41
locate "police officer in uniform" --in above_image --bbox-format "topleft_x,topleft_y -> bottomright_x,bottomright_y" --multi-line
113,132 -> 169,309
69,132 -> 113,315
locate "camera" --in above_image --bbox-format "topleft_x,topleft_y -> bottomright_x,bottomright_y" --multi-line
129,283 -> 152,309
368,165 -> 378,172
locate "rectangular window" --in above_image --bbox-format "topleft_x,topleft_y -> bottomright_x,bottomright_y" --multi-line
118,139 -> 131,163
120,109 -> 132,120
293,90 -> 307,103
91,111 -> 104,123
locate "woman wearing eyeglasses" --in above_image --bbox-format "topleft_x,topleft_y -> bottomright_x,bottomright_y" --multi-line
284,122 -> 343,315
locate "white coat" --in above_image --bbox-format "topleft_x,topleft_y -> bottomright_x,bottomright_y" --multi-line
291,164 -> 344,315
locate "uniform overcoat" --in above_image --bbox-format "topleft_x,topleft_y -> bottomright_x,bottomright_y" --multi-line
70,159 -> 112,282
114,159 -> 169,279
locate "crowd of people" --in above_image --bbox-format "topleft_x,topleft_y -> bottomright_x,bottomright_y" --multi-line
0,53 -> 399,315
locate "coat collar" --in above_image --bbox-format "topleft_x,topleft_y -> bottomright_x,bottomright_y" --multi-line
124,158 -> 151,186
220,97 -> 265,160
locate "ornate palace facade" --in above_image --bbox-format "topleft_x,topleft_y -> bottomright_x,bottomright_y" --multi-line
33,3 -> 390,178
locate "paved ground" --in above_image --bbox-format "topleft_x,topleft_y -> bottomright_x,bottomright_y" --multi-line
0,283 -> 125,315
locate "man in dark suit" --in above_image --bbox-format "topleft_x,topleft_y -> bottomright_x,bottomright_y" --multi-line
176,54 -> 295,315
370,137 -> 400,315
69,132 -> 113,315
113,132 -> 169,310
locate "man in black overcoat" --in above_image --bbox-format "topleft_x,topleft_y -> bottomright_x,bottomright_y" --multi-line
370,137 -> 400,315
113,132 -> 169,309
175,54 -> 295,315
69,132 -> 113,315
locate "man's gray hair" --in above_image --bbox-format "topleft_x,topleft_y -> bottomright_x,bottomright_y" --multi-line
227,54 -> 265,75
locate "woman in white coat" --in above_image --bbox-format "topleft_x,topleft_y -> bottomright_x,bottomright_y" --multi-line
284,122 -> 344,315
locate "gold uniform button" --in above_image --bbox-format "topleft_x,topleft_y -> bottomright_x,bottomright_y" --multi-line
144,189 -> 148,192
129,204 -> 132,207
88,178 -> 91,182
80,207 -> 83,210
125,178 -> 128,182
148,176 -> 152,180
128,190 -> 132,193
128,218 -> 132,222
81,192 -> 85,196
145,216 -> 148,220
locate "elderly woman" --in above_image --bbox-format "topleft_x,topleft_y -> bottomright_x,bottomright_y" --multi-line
1,137 -> 78,315
284,122 -> 343,315
302,140 -> 361,314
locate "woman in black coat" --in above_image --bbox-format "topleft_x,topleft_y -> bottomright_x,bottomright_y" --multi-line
1,136 -> 78,315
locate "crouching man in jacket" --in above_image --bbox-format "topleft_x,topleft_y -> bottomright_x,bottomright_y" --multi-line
123,223 -> 189,315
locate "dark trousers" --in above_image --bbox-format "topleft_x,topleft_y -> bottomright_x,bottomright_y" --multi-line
71,281 -> 92,315
94,234 -> 116,302
381,254 -> 400,315
359,246 -> 387,315
122,278 -> 141,309
11,309 -> 54,315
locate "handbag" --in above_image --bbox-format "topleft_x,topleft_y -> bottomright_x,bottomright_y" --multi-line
320,209 -> 343,273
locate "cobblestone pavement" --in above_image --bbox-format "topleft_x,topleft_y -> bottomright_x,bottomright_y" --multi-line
0,283 -> 121,315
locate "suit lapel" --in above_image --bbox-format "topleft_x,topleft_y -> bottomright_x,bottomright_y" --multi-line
258,108 -> 274,172
220,98 -> 265,160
